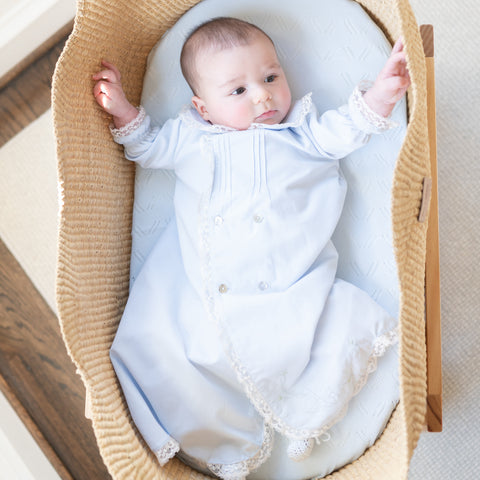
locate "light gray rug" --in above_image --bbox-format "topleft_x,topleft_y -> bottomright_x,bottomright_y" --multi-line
0,109 -> 57,313
0,1 -> 478,478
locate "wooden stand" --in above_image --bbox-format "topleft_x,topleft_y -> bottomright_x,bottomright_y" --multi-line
420,24 -> 443,433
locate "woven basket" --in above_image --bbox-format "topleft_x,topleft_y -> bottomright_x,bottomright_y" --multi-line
52,0 -> 430,478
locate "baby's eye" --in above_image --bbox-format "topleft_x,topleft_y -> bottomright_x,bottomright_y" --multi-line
265,75 -> 277,83
232,87 -> 246,95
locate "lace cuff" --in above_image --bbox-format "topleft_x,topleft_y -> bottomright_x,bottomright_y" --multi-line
349,82 -> 398,134
154,438 -> 180,467
110,106 -> 146,138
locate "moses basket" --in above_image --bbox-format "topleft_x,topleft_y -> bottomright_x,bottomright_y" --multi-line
52,0 -> 435,478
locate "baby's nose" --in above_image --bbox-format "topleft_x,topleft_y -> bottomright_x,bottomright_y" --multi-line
253,86 -> 272,104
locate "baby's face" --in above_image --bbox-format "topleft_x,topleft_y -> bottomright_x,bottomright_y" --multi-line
191,33 -> 292,130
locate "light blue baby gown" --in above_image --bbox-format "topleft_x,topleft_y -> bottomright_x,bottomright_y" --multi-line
109,90 -> 398,480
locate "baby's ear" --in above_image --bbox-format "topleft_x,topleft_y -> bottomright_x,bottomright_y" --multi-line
192,96 -> 209,121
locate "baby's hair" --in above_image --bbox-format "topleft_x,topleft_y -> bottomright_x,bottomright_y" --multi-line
180,17 -> 273,95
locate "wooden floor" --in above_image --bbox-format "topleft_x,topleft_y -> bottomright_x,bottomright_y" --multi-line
0,35 -> 111,479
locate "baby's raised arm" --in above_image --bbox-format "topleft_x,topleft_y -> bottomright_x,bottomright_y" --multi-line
92,60 -> 139,128
363,38 -> 411,118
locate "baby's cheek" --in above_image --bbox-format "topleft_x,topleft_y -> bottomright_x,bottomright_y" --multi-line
230,104 -> 254,129
281,89 -> 292,116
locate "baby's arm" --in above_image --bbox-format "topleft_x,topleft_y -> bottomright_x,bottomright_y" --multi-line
92,60 -> 140,128
362,38 -> 411,118
304,39 -> 409,159
92,60 -> 181,170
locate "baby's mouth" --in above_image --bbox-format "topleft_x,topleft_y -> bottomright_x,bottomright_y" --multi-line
255,110 -> 277,122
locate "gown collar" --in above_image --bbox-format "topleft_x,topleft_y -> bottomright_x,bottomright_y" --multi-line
180,93 -> 313,133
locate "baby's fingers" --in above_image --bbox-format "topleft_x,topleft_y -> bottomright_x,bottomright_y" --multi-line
100,60 -> 122,80
381,51 -> 408,79
93,78 -> 123,109
391,37 -> 404,55
92,69 -> 117,84
381,75 -> 410,104
93,80 -> 109,98
92,61 -> 122,84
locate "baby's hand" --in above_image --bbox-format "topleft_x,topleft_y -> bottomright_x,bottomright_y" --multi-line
363,38 -> 411,118
92,60 -> 139,128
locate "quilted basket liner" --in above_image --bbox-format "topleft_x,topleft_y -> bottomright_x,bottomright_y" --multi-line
52,0 -> 430,478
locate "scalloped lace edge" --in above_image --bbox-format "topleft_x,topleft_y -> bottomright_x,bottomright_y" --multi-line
238,327 -> 399,442
206,424 -> 274,480
153,328 -> 397,474
154,438 -> 180,467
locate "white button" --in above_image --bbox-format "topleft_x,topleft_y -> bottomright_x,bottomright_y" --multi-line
258,281 -> 269,291
214,215 -> 224,226
253,214 -> 264,223
218,284 -> 228,294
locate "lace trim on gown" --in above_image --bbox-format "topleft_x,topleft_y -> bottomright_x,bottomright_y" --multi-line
206,424 -> 275,480
154,438 -> 180,467
237,327 -> 399,442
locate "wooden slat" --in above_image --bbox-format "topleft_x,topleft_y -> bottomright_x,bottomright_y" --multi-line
420,24 -> 434,58
0,30 -> 69,147
420,24 -> 443,432
0,239 -> 111,478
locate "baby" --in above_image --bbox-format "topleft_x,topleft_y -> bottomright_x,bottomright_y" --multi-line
93,17 -> 410,480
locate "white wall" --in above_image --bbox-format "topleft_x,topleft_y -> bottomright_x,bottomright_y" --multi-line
0,0 -> 76,79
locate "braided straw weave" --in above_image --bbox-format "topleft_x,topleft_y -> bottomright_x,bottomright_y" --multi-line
52,0 -> 429,478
